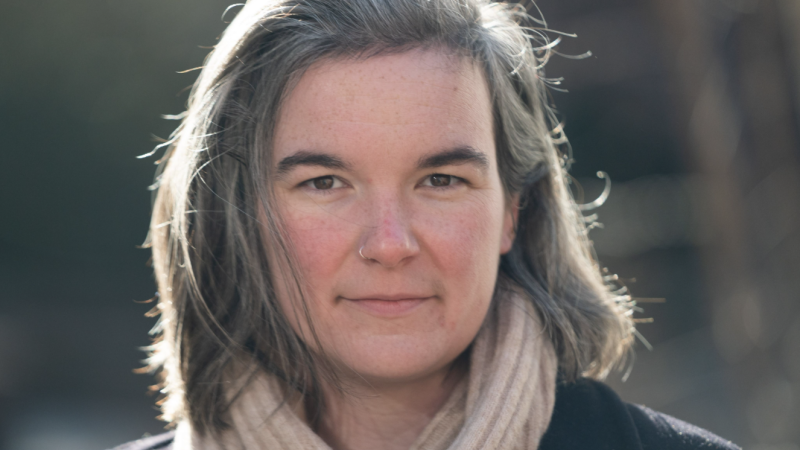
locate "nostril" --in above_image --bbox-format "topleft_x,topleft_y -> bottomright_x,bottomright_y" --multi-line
358,199 -> 421,267
359,226 -> 419,268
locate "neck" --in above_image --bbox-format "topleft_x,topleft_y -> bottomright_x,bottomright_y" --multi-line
310,355 -> 467,450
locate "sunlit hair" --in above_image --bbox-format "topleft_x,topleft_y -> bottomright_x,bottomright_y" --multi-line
144,0 -> 633,435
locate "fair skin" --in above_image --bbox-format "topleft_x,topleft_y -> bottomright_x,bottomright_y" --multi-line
271,48 -> 517,450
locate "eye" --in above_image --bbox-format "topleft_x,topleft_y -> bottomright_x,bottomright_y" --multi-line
423,174 -> 459,188
302,175 -> 344,191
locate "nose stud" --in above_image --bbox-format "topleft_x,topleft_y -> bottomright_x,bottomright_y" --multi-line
359,246 -> 372,261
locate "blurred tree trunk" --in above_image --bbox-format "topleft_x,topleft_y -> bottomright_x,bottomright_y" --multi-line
648,0 -> 800,446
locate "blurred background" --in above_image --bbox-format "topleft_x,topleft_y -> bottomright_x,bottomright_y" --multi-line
0,0 -> 798,448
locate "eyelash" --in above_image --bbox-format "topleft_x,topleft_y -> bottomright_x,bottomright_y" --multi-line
420,173 -> 465,189
298,173 -> 466,192
300,175 -> 346,192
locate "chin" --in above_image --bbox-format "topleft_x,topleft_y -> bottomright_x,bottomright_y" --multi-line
326,332 -> 463,384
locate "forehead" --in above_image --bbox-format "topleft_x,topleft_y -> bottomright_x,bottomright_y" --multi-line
272,48 -> 495,163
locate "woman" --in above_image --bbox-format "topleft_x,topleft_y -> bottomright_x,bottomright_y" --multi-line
116,0 -> 740,449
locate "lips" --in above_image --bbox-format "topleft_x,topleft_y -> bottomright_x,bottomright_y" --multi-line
340,295 -> 433,316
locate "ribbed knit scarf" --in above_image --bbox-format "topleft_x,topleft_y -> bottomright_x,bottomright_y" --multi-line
174,291 -> 558,450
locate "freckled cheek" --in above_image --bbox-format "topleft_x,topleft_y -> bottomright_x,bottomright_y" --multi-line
416,200 -> 505,293
281,208 -> 355,294
428,203 -> 502,262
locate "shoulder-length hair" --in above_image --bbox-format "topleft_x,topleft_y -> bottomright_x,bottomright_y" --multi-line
144,0 -> 633,435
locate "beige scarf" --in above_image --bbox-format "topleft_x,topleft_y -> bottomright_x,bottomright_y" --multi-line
174,290 -> 558,450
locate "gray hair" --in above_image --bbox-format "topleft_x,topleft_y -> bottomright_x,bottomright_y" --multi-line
144,0 -> 633,435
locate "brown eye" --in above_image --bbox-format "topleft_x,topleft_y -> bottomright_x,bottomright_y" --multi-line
429,174 -> 451,187
313,176 -> 334,190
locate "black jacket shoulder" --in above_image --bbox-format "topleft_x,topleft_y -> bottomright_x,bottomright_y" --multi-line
539,378 -> 741,450
112,379 -> 740,450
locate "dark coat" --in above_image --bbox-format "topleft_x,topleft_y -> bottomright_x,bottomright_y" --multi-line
111,378 -> 740,450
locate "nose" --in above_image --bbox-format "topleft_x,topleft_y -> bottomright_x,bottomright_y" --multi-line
359,197 -> 420,268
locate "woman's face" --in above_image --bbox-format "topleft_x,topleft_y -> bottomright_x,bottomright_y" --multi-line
271,48 -> 516,385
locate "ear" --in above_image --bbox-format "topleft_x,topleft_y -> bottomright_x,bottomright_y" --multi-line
500,194 -> 520,255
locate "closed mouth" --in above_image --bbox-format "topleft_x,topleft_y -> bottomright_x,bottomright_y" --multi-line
340,296 -> 433,316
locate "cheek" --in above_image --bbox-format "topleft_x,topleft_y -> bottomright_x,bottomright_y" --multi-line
416,195 -> 506,295
280,205 -> 356,292
270,202 -> 359,347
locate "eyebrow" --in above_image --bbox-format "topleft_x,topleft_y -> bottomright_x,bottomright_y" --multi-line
417,146 -> 489,173
276,151 -> 351,175
275,146 -> 489,176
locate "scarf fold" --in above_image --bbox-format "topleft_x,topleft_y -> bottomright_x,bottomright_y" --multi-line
174,290 -> 558,450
